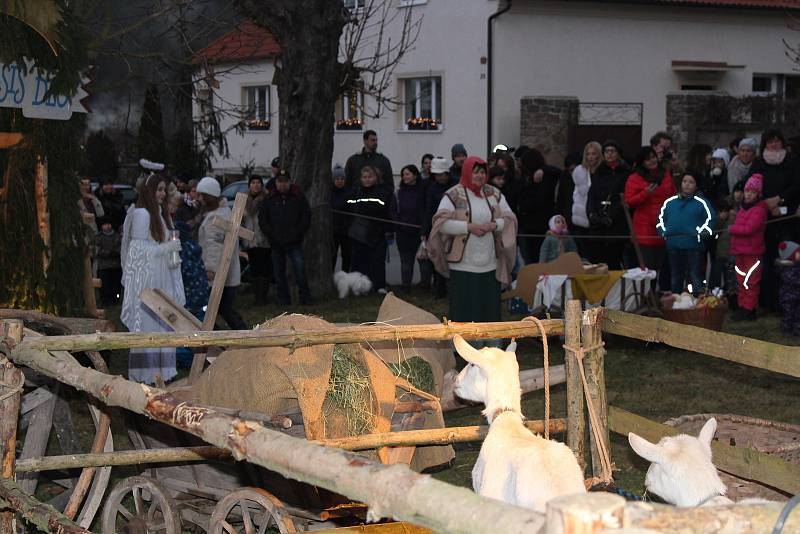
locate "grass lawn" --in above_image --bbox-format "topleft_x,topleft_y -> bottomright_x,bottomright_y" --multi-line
52,285 -> 799,529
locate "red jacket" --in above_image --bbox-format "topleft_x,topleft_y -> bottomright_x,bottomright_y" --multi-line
624,171 -> 676,247
729,201 -> 768,256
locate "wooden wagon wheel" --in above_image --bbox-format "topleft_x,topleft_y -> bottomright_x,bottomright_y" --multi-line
208,488 -> 297,534
17,325 -> 113,528
100,476 -> 182,534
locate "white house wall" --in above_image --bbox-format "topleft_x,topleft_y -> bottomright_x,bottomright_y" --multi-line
492,0 -> 797,150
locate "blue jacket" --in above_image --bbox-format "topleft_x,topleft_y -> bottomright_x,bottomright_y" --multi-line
656,193 -> 716,250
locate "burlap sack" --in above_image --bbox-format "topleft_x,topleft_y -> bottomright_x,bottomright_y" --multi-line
372,293 -> 456,396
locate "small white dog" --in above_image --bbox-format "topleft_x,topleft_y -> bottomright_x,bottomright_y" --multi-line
333,271 -> 373,299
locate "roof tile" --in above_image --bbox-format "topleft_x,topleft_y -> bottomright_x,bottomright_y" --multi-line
192,21 -> 280,65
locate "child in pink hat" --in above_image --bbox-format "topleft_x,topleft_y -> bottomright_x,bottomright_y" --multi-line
728,174 -> 768,321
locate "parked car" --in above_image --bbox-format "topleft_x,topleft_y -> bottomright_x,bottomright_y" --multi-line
91,183 -> 138,208
222,177 -> 268,202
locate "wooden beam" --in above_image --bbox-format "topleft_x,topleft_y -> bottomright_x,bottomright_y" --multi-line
602,309 -> 800,378
140,288 -> 202,331
9,346 -> 546,534
16,419 -> 566,472
0,309 -> 115,335
0,320 -> 23,534
608,406 -> 800,495
581,308 -> 611,481
564,300 -> 585,469
0,477 -> 90,534
17,318 -> 564,352
211,215 -> 254,241
189,191 -> 249,382
0,133 -> 23,149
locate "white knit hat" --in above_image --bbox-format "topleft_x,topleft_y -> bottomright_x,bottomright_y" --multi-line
197,176 -> 221,198
711,148 -> 730,167
430,157 -> 451,174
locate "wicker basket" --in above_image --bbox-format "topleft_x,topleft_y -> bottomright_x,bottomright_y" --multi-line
664,413 -> 800,501
661,305 -> 727,331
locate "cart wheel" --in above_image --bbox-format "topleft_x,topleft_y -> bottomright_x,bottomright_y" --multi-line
208,488 -> 297,534
100,476 -> 181,534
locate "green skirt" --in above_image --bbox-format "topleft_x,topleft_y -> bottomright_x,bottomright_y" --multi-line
448,269 -> 501,323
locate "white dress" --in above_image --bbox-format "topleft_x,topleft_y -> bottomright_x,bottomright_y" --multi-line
121,208 -> 186,384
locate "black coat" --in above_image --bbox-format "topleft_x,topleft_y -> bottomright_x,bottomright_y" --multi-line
331,185 -> 351,236
344,150 -> 394,190
749,155 -> 800,212
346,183 -> 396,246
421,176 -> 458,237
95,190 -> 126,230
586,161 -> 631,234
517,165 -> 561,234
258,186 -> 311,247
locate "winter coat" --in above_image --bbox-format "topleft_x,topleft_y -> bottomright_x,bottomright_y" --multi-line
657,193 -> 716,251
422,175 -> 458,237
571,165 -> 593,229
345,149 -> 394,189
242,191 -> 269,249
176,221 -> 210,317
517,165 -> 561,235
199,199 -> 241,287
95,190 -> 126,230
346,182 -> 396,246
555,169 -> 575,225
331,184 -> 351,236
78,196 -> 105,234
624,170 -> 676,247
539,232 -> 578,263
394,179 -> 425,238
501,176 -> 524,215
95,230 -> 121,270
258,185 -> 311,247
699,169 -> 729,210
729,201 -> 768,256
748,154 -> 800,212
586,161 -> 631,234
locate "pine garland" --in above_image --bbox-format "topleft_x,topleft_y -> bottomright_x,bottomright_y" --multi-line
0,5 -> 90,315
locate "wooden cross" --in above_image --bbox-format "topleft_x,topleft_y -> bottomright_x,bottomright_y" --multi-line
137,191 -> 253,383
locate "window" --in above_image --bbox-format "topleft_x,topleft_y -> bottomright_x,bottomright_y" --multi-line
344,0 -> 365,10
399,0 -> 427,6
680,84 -> 714,91
403,76 -> 442,130
752,75 -> 773,94
336,88 -> 364,130
785,76 -> 800,99
242,85 -> 270,130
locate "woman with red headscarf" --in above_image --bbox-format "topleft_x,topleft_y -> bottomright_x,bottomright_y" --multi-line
427,156 -> 518,335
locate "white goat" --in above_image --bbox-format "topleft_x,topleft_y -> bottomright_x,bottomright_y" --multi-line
628,418 -> 730,506
452,334 -> 586,512
333,270 -> 372,299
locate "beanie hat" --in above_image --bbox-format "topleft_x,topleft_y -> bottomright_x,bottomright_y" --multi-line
197,176 -> 221,198
779,241 -> 800,261
271,157 -> 280,168
602,139 -> 621,154
712,148 -> 731,167
451,143 -> 467,159
430,156 -> 450,174
744,173 -> 763,196
738,138 -> 758,150
332,164 -> 345,179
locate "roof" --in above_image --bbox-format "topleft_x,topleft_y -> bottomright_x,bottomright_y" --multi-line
192,22 -> 280,65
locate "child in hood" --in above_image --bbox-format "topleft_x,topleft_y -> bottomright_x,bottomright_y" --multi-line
538,214 -> 577,263
729,174 -> 768,321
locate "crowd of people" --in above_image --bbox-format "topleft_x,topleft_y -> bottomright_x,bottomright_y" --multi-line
79,125 -> 800,383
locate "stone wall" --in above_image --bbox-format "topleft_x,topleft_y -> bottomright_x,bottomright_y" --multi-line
520,96 -> 578,166
666,92 -> 800,152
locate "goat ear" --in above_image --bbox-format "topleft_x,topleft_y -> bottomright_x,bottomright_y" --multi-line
453,335 -> 483,365
505,340 -> 517,353
628,433 -> 662,464
698,418 -> 717,447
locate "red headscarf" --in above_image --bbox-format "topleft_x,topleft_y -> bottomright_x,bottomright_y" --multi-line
459,155 -> 488,198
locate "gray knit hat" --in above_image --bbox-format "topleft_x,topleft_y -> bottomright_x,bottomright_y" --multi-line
451,143 -> 467,159
738,138 -> 758,150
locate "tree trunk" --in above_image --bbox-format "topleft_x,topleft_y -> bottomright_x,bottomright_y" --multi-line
237,0 -> 347,298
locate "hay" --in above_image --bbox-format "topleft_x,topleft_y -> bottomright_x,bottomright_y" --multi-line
326,345 -> 376,436
389,357 -> 435,395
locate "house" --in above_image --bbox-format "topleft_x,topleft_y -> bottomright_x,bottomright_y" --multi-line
193,0 -> 800,179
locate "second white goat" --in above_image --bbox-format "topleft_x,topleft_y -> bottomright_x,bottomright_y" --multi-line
452,334 -> 585,512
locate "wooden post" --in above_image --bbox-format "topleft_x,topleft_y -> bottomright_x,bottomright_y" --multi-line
188,191 -> 250,383
581,308 -> 611,481
564,300 -> 585,470
545,493 -> 625,534
34,157 -> 50,273
0,319 -> 24,534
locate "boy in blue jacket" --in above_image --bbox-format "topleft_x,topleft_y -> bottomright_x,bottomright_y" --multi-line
656,171 -> 716,296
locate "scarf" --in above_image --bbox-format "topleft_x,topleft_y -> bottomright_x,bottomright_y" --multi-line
459,155 -> 487,198
763,149 -> 787,166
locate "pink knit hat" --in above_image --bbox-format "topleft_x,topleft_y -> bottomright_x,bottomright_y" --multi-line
744,173 -> 763,196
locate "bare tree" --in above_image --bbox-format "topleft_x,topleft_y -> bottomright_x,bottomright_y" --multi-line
235,0 -> 421,297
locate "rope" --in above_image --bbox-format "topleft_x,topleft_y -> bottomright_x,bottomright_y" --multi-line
563,341 -> 613,485
522,317 -> 549,439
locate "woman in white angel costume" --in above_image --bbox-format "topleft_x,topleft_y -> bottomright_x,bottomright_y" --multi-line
121,171 -> 185,384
